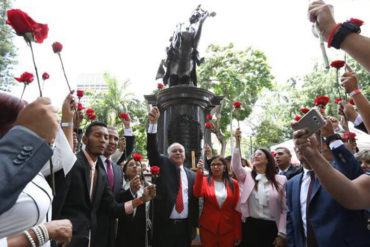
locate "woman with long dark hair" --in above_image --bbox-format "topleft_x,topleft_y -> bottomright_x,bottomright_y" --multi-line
193,156 -> 241,247
232,128 -> 286,247
115,158 -> 151,247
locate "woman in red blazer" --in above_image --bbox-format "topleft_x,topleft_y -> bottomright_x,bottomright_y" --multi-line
194,157 -> 241,247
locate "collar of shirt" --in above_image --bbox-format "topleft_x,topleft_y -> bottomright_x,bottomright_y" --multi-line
279,164 -> 291,174
82,149 -> 97,168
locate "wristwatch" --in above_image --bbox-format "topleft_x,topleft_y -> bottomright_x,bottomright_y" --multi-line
324,134 -> 342,146
331,21 -> 361,49
60,122 -> 73,127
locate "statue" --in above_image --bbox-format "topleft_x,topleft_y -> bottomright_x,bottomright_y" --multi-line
156,5 -> 216,87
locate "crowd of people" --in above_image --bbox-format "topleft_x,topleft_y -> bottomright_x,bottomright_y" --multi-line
1,0 -> 370,246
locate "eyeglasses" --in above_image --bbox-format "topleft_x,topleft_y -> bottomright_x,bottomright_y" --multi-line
210,163 -> 224,168
252,152 -> 264,158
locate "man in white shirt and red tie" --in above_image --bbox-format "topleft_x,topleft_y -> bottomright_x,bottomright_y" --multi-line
146,107 -> 199,247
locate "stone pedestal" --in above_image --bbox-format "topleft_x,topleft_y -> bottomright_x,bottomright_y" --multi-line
145,85 -> 223,168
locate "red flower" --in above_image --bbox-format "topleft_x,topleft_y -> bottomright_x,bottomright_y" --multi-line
157,83 -> 164,89
6,9 -> 48,43
52,41 -> 63,53
314,96 -> 330,107
330,60 -> 345,69
350,99 -> 355,105
15,72 -> 34,84
300,108 -> 310,114
320,108 -> 325,114
77,103 -> 85,111
133,153 -> 143,162
86,108 -> 95,115
343,132 -> 356,140
349,18 -> 364,27
334,98 -> 343,104
76,90 -> 84,98
294,115 -> 302,121
206,114 -> 213,121
119,112 -> 130,121
233,101 -> 241,109
42,72 -> 49,80
205,122 -> 213,129
150,166 -> 160,175
88,114 -> 97,120
271,151 -> 275,157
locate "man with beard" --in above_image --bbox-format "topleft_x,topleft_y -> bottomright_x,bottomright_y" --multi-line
52,121 -> 155,247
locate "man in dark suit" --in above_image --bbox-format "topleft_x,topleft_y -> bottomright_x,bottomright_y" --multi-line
0,97 -> 58,214
274,147 -> 302,179
147,107 -> 199,247
287,123 -> 370,247
52,121 -> 155,247
95,125 -> 140,247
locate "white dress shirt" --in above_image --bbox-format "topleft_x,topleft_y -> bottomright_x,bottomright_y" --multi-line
248,174 -> 273,221
111,128 -> 134,163
214,181 -> 227,207
170,165 -> 189,219
300,168 -> 313,237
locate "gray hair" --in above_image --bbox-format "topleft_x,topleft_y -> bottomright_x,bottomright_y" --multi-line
355,149 -> 370,162
167,142 -> 185,155
107,126 -> 118,132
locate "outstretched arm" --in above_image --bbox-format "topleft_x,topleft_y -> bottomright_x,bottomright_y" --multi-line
231,128 -> 247,182
146,107 -> 162,167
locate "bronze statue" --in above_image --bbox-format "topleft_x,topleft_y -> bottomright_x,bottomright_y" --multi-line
156,5 -> 216,87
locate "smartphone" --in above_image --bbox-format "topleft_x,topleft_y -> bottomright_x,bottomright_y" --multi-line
292,108 -> 326,138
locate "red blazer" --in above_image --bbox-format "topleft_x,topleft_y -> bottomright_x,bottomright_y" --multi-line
193,172 -> 241,239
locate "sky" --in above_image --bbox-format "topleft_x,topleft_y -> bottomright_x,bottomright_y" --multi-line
8,0 -> 370,108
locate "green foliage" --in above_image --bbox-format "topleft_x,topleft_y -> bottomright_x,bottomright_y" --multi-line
198,43 -> 274,154
254,120 -> 284,149
0,0 -> 17,91
85,73 -> 148,155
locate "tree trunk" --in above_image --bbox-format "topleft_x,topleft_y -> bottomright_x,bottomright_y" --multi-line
213,106 -> 227,157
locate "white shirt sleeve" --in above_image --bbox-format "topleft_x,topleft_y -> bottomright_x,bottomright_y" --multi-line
0,238 -> 8,247
354,114 -> 363,126
148,124 -> 157,134
40,127 -> 77,176
124,128 -> 133,136
329,140 -> 344,150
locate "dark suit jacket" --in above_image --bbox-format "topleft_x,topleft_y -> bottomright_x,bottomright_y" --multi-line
95,158 -> 127,247
52,151 -> 133,247
147,133 -> 199,246
0,127 -> 53,214
286,144 -> 370,247
283,164 -> 303,180
117,135 -> 135,165
355,121 -> 368,133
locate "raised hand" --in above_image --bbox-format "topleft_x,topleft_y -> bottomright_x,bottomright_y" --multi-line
234,128 -> 241,148
142,184 -> 156,202
129,175 -> 141,195
61,92 -> 76,122
341,64 -> 359,94
308,0 -> 336,40
44,219 -> 72,247
148,107 -> 160,124
197,159 -> 204,173
119,136 -> 126,153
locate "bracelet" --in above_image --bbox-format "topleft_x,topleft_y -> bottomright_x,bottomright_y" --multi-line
32,226 -> 45,246
277,232 -> 286,239
349,89 -> 361,97
60,122 -> 73,128
330,21 -> 361,49
24,230 -> 37,247
39,224 -> 50,242
327,23 -> 342,48
137,197 -> 144,205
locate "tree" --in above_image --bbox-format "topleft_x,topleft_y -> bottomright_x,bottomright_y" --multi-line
86,73 -> 148,155
198,43 -> 274,156
0,0 -> 17,92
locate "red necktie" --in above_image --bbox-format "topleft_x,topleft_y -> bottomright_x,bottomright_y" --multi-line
106,159 -> 114,191
175,171 -> 184,213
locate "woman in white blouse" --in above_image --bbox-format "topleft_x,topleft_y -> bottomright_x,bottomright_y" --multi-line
232,128 -> 287,247
0,93 -> 75,247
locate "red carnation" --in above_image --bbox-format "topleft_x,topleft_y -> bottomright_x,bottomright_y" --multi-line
206,114 -> 213,121
88,114 -> 97,120
77,90 -> 84,98
42,72 -> 49,80
157,83 -> 164,89
6,9 -> 48,43
300,108 -> 310,114
344,132 -> 356,140
350,99 -> 355,105
150,166 -> 160,175
52,41 -> 63,53
205,122 -> 213,129
15,72 -> 34,84
294,115 -> 302,121
119,112 -> 130,121
334,98 -> 343,104
233,101 -> 241,109
77,103 -> 85,111
86,108 -> 95,115
133,153 -> 143,162
314,96 -> 330,107
349,18 -> 364,27
330,60 -> 346,69
320,108 -> 325,114
271,151 -> 275,157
